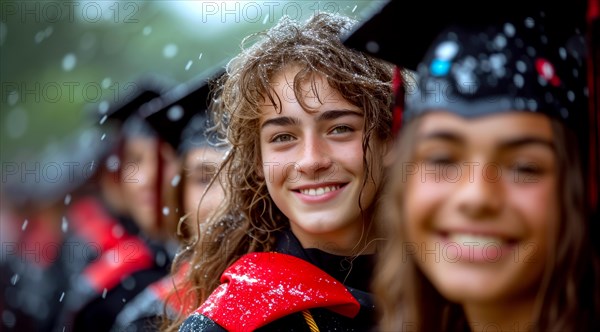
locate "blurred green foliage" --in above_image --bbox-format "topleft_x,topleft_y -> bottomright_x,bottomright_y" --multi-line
0,1 -> 383,164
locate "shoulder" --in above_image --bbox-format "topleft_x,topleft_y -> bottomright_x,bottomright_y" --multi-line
193,252 -> 360,330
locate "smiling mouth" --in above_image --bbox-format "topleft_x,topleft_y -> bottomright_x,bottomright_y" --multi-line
441,232 -> 518,246
296,184 -> 344,197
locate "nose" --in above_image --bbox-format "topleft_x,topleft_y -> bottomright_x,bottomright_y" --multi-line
295,134 -> 333,177
455,162 -> 503,219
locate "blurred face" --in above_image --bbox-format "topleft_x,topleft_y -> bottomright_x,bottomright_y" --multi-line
182,147 -> 225,234
404,111 -> 558,308
120,137 -> 180,239
259,66 -> 389,254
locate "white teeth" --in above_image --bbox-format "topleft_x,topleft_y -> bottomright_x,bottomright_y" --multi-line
300,185 -> 340,196
448,233 -> 505,246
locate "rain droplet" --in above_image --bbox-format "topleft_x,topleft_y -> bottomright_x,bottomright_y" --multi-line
64,194 -> 72,205
262,14 -> 269,24
185,60 -> 193,71
122,298 -> 126,303
59,292 -> 65,302
171,174 -> 181,187
10,274 -> 19,285
101,77 -> 112,89
198,53 -> 203,60
99,114 -> 108,125
366,41 -> 379,53
167,105 -> 184,121
513,74 -> 525,88
102,288 -> 108,299
98,101 -> 109,114
21,219 -> 28,231
34,31 -> 45,44
121,276 -> 136,290
62,216 -> 69,233
567,90 -> 575,102
62,53 -> 77,72
6,107 -> 28,139
163,44 -> 178,58
524,17 -> 535,29
162,206 -> 170,216
504,23 -> 516,37
106,155 -> 120,172
516,60 -> 527,73
352,5 -> 357,13
7,91 -> 19,106
143,26 -> 152,36
101,133 -> 106,140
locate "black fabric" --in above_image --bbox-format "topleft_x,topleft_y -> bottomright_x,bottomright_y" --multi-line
71,259 -> 168,332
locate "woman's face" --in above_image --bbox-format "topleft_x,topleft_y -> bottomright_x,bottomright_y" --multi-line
121,137 -> 159,235
258,66 -> 389,254
404,111 -> 558,306
120,137 -> 179,238
182,147 -> 225,234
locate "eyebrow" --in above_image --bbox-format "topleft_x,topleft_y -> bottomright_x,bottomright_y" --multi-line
316,109 -> 363,122
260,109 -> 363,130
260,116 -> 300,130
418,131 -> 464,144
419,130 -> 555,151
497,137 -> 555,151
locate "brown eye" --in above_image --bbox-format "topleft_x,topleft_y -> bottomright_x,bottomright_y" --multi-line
511,161 -> 542,175
424,154 -> 456,166
330,125 -> 353,135
271,133 -> 295,143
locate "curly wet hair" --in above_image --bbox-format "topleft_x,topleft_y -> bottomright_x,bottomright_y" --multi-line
163,12 -> 394,331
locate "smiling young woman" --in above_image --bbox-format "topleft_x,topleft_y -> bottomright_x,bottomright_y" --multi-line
164,12 -> 397,332
371,7 -> 600,332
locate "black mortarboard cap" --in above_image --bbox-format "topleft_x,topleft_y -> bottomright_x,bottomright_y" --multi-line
100,74 -> 170,126
141,66 -> 225,153
344,0 -> 588,70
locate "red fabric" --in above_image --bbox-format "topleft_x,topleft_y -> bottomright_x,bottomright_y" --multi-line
196,252 -> 360,331
68,196 -> 124,251
82,234 -> 154,293
19,214 -> 62,268
392,66 -> 404,137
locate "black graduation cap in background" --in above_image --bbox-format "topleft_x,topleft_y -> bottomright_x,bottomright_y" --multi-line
140,66 -> 226,153
343,0 -> 588,70
100,74 -> 171,126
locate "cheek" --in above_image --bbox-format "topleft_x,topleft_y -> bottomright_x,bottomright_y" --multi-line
183,185 -> 202,214
404,174 -> 451,236
507,179 -> 558,232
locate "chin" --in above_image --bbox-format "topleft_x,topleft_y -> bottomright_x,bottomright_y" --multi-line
433,277 -> 505,304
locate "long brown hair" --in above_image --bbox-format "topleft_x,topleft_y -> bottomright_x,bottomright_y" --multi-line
374,117 -> 600,331
163,12 -> 394,331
